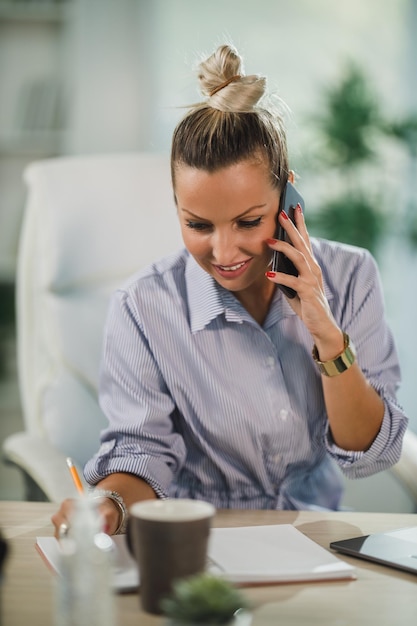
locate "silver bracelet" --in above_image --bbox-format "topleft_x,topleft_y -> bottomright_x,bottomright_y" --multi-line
90,489 -> 128,534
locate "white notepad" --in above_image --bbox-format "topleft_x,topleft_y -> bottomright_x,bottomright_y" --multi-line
36,523 -> 356,592
36,533 -> 139,591
207,524 -> 356,583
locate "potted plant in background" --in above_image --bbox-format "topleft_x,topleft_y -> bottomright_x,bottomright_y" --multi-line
302,60 -> 417,258
160,573 -> 252,626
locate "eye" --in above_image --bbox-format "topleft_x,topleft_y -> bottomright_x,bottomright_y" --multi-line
185,220 -> 211,232
238,217 -> 262,229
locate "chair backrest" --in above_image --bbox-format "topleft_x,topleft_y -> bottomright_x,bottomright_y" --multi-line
17,152 -> 183,468
391,429 -> 417,507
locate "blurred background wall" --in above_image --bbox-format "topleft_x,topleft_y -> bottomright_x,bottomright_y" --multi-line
0,0 -> 416,509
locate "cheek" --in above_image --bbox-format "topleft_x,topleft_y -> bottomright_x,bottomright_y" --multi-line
180,227 -> 210,259
248,223 -> 276,254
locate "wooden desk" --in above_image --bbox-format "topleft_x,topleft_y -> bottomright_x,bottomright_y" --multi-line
1,502 -> 416,626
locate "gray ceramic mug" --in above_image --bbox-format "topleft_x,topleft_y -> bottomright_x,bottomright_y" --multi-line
127,498 -> 216,614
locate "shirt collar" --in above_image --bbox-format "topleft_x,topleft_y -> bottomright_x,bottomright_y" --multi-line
186,255 -> 225,332
186,256 -> 253,332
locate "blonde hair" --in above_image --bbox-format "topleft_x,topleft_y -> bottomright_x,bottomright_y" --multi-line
171,44 -> 289,192
199,44 -> 265,112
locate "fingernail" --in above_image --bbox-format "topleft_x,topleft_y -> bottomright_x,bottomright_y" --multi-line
281,210 -> 289,220
266,238 -> 277,245
296,202 -> 302,213
265,271 -> 276,278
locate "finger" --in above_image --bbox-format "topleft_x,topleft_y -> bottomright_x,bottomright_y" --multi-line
278,208 -> 310,252
51,499 -> 75,539
58,522 -> 70,540
265,269 -> 299,295
292,203 -> 313,253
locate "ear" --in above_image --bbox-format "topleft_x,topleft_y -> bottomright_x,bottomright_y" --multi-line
288,170 -> 295,184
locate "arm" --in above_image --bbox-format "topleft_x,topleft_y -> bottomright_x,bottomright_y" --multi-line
53,284 -> 187,538
314,332 -> 384,451
267,205 -> 393,453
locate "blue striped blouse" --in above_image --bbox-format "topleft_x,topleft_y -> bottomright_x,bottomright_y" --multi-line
84,238 -> 408,510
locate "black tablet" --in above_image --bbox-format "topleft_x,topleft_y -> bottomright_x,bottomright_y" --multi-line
330,526 -> 417,575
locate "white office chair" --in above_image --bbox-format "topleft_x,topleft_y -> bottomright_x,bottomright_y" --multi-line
391,428 -> 417,507
3,152 -> 183,502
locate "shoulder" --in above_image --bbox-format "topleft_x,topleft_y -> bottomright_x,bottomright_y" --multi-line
311,238 -> 382,310
312,237 -> 374,267
113,248 -> 190,317
312,237 -> 378,281
124,248 -> 188,288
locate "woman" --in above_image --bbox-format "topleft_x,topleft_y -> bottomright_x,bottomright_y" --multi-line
53,44 -> 407,537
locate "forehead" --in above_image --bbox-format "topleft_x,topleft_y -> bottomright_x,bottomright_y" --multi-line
175,159 -> 279,219
174,157 -> 273,194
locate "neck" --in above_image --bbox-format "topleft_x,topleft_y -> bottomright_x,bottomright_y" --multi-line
235,279 -> 276,326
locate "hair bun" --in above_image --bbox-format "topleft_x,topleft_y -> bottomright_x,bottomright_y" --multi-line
198,44 -> 266,113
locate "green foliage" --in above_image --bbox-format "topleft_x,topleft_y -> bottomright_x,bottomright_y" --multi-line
307,60 -> 417,256
382,116 -> 417,157
309,193 -> 386,252
314,62 -> 381,168
160,573 -> 250,625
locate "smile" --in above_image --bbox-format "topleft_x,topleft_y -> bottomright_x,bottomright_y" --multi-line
213,259 -> 252,280
218,262 -> 246,271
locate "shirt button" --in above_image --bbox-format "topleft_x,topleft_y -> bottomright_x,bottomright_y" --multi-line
273,453 -> 281,463
280,409 -> 289,421
266,356 -> 275,367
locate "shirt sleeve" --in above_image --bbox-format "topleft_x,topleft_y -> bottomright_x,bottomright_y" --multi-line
323,247 -> 408,478
83,287 -> 187,495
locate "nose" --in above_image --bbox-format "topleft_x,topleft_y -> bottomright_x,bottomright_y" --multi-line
211,229 -> 238,264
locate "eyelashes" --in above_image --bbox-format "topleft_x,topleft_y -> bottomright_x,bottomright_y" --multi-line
185,221 -> 210,232
185,217 -> 263,231
239,217 -> 262,229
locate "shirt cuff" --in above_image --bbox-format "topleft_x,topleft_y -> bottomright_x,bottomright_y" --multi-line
325,423 -> 365,465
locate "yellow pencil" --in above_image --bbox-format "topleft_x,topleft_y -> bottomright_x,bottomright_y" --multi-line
66,457 -> 84,494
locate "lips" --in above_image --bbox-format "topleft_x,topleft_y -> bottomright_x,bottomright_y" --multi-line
213,259 -> 251,279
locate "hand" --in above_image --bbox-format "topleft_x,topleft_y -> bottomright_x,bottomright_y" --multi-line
266,205 -> 343,359
51,497 -> 122,539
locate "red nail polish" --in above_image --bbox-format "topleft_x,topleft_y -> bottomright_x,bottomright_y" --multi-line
281,210 -> 289,220
266,238 -> 277,245
265,271 -> 276,278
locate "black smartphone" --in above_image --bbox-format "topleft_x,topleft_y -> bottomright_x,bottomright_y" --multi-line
271,181 -> 305,299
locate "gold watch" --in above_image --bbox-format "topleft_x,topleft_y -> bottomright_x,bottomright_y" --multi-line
312,332 -> 356,377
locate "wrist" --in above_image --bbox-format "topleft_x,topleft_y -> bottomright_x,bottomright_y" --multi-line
312,329 -> 345,363
89,489 -> 128,534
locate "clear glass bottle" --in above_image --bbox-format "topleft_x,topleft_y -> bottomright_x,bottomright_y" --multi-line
55,496 -> 115,626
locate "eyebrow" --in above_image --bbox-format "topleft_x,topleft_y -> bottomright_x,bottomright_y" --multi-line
180,204 -> 268,220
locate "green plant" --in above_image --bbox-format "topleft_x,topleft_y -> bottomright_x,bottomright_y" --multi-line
305,60 -> 417,256
314,62 -> 381,169
160,573 -> 250,625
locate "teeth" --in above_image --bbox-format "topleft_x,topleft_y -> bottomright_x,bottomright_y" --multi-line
219,262 -> 245,271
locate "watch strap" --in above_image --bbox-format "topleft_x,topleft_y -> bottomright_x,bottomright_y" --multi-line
312,332 -> 355,377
